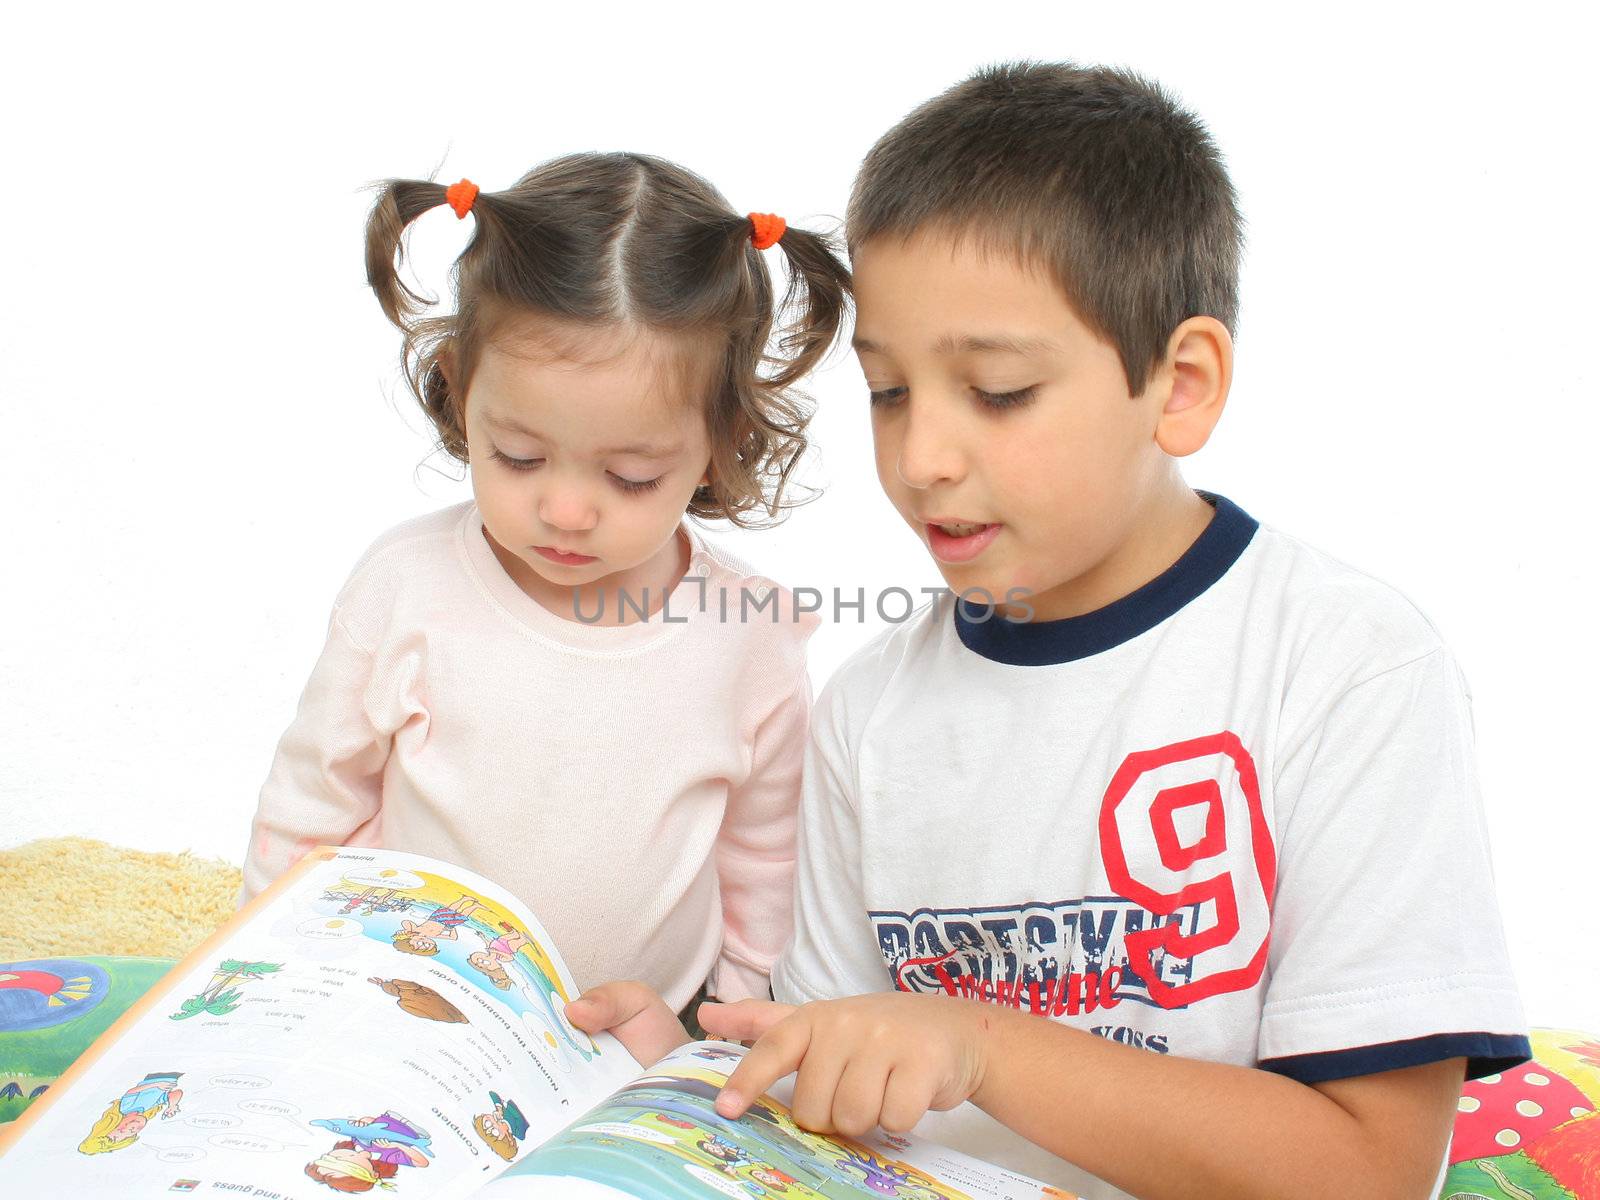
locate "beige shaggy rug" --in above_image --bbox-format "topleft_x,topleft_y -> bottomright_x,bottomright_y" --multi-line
0,837 -> 242,960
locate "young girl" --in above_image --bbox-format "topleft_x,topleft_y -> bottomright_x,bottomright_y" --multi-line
239,152 -> 850,1017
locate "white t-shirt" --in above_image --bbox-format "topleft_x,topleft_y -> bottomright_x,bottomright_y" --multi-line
772,493 -> 1529,1198
241,500 -> 820,1010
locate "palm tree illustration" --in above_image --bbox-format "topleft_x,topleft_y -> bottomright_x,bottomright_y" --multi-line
170,960 -> 283,1020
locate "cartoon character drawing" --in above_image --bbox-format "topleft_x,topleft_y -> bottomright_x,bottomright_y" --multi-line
479,922 -> 531,961
367,977 -> 468,1024
170,959 -> 283,1021
307,1112 -> 432,1191
471,1091 -> 529,1160
698,1133 -> 752,1170
391,893 -> 488,956
689,1044 -> 744,1064
333,886 -> 409,915
837,1146 -> 914,1195
749,1165 -> 797,1191
465,949 -> 513,990
77,1071 -> 183,1154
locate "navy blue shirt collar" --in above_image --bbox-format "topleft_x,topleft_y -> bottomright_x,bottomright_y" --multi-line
953,492 -> 1259,666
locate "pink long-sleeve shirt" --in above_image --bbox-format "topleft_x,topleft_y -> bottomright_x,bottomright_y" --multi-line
239,500 -> 819,1009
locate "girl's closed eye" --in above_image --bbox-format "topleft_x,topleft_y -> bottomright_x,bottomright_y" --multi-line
489,448 -> 663,494
490,448 -> 543,472
611,473 -> 663,494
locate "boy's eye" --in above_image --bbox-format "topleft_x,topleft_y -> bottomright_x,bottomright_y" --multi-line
867,386 -> 907,408
974,385 -> 1038,410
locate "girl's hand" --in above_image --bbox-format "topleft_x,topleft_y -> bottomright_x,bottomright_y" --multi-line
700,993 -> 992,1138
566,980 -> 693,1066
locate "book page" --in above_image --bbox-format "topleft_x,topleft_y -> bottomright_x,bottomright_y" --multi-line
0,847 -> 640,1198
474,1042 -> 1073,1200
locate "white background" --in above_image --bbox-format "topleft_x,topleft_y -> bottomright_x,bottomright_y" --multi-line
3,3 -> 1597,1034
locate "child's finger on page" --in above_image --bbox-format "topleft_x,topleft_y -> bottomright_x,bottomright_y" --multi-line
697,998 -> 795,1041
715,1014 -> 813,1119
564,980 -> 664,1031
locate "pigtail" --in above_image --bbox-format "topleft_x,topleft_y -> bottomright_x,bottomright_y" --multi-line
362,178 -> 488,462
763,223 -> 853,389
686,217 -> 851,528
363,179 -> 455,328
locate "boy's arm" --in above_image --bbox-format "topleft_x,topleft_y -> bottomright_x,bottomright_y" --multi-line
974,1002 -> 1462,1199
712,993 -> 1461,1199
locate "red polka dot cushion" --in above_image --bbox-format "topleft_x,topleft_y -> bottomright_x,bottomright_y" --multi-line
1442,1027 -> 1600,1198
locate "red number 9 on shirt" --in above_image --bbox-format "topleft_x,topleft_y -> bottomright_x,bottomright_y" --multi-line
1098,731 -> 1276,1008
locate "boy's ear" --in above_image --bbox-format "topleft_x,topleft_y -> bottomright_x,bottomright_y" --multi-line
1151,316 -> 1232,457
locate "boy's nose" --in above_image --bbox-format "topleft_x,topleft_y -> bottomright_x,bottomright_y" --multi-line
895,401 -> 966,489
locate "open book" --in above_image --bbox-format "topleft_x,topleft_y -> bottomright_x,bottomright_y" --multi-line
0,847 -> 1070,1198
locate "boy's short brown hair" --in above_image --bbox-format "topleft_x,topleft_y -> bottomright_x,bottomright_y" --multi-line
848,61 -> 1243,395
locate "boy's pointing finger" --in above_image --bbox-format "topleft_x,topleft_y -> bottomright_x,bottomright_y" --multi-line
715,1014 -> 812,1119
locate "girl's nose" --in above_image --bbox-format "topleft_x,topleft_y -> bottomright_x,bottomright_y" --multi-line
537,484 -> 599,533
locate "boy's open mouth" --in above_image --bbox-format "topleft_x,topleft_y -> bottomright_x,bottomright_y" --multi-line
924,520 -> 1003,564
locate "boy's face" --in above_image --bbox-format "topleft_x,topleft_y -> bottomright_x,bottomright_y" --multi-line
852,230 -> 1199,622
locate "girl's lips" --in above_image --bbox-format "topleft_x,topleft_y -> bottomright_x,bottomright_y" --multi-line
925,522 -> 1002,564
533,545 -> 597,565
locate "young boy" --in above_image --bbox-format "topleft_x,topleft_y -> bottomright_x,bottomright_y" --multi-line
568,62 -> 1530,1198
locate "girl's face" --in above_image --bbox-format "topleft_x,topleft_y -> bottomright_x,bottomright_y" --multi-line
461,322 -> 714,622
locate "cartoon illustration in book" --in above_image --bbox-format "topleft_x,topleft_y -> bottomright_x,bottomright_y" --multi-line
466,949 -> 514,990
307,1111 -> 433,1191
749,1165 -> 799,1191
837,1145 -> 915,1194
472,1090 -> 530,1161
316,866 -> 600,1061
688,1043 -> 744,1064
391,893 -> 489,956
367,976 -> 468,1023
698,1132 -> 754,1170
169,959 -> 283,1021
519,1057 -> 983,1199
479,922 -> 532,962
77,1071 -> 183,1155
330,885 -> 411,916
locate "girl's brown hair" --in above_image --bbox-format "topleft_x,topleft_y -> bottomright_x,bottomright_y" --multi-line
365,153 -> 851,527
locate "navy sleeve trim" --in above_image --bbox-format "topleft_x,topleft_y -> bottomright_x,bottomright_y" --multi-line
1260,1032 -> 1532,1085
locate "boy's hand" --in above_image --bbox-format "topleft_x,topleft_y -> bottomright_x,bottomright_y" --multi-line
701,993 -> 991,1137
565,980 -> 692,1066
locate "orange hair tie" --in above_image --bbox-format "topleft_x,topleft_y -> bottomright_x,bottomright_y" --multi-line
747,212 -> 786,250
445,179 -> 480,220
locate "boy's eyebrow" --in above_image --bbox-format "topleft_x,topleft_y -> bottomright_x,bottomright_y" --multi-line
852,333 -> 1061,356
483,412 -> 681,458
